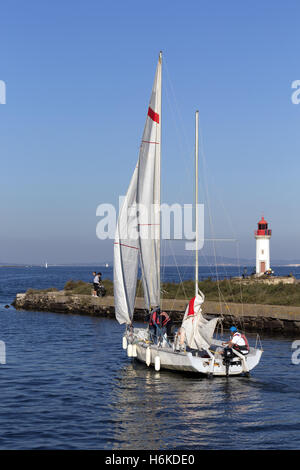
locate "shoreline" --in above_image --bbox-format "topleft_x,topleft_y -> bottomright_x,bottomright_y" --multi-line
12,290 -> 300,336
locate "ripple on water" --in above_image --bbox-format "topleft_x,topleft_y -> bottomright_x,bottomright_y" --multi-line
0,267 -> 300,449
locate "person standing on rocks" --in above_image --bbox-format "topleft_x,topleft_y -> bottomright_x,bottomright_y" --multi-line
92,271 -> 99,297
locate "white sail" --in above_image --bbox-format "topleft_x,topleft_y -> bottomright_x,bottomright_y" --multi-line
181,291 -> 219,350
114,52 -> 162,323
114,164 -> 139,324
137,52 -> 162,310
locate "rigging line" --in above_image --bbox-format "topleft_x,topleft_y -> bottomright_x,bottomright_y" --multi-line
198,249 -> 219,281
198,153 -> 235,317
164,57 -> 194,159
162,85 -> 194,294
197,253 -> 226,318
213,250 -> 236,306
161,238 -> 168,305
199,253 -> 230,317
163,58 -> 195,199
168,241 -> 189,312
163,58 -> 233,320
200,157 -> 247,323
186,238 -> 238,242
163,77 -> 194,199
200,198 -> 247,323
209,169 -> 238,240
163,58 -> 199,299
235,240 -> 246,333
198,122 -> 224,316
163,81 -> 184,150
164,60 -> 212,296
203,169 -> 243,307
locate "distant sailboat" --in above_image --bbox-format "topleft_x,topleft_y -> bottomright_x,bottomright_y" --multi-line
45,261 -> 48,269
113,52 -> 263,376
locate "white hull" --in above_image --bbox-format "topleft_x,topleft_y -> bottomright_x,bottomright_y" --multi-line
125,328 -> 263,377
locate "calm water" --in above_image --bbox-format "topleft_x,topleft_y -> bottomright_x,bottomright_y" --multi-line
0,266 -> 300,449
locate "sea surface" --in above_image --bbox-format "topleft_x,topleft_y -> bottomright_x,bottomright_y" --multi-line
0,265 -> 300,450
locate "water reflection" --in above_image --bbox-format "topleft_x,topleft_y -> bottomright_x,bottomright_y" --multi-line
109,360 -> 264,450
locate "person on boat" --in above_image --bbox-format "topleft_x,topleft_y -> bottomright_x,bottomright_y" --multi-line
223,326 -> 249,355
92,271 -> 99,297
174,327 -> 186,352
160,311 -> 175,342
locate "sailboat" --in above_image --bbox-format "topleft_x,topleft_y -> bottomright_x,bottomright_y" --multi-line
113,52 -> 263,376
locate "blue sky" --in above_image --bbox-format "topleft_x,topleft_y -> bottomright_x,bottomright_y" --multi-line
0,0 -> 300,264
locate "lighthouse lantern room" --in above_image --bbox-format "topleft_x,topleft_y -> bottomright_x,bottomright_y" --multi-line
254,216 -> 272,275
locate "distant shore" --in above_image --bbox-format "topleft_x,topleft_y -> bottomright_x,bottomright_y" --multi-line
2,263 -> 300,267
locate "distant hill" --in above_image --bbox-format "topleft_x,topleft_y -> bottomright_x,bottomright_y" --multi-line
1,258 -> 300,267
161,255 -> 255,266
161,256 -> 300,267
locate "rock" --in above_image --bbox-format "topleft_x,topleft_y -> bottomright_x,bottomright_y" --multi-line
4,305 -> 10,309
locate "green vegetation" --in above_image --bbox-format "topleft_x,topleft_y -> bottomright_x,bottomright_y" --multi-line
25,278 -> 300,307
161,278 -> 300,306
26,287 -> 58,294
63,279 -> 114,296
64,280 -> 92,295
132,277 -> 300,306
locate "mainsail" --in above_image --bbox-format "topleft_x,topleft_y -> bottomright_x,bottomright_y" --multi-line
137,52 -> 162,311
114,53 -> 162,324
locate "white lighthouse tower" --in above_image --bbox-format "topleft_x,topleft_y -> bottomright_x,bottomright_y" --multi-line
254,216 -> 272,275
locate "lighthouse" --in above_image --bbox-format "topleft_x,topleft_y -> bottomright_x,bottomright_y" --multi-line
254,216 -> 272,275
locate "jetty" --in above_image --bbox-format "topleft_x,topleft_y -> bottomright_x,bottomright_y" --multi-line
12,289 -> 300,335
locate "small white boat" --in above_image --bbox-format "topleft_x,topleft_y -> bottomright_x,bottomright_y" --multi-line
113,52 -> 263,377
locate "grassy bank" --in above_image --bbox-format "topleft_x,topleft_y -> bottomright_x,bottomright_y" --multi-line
160,278 -> 300,306
24,278 -> 300,307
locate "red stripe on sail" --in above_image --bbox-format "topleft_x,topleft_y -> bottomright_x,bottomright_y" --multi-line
114,242 -> 139,251
148,107 -> 159,123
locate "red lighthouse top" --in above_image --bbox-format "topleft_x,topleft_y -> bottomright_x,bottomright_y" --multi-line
255,216 -> 272,237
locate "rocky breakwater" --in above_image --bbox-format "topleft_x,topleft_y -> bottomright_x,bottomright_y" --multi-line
13,291 -> 117,318
12,289 -> 300,335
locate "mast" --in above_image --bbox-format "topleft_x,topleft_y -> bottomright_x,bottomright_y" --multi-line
157,51 -> 162,306
195,110 -> 199,297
